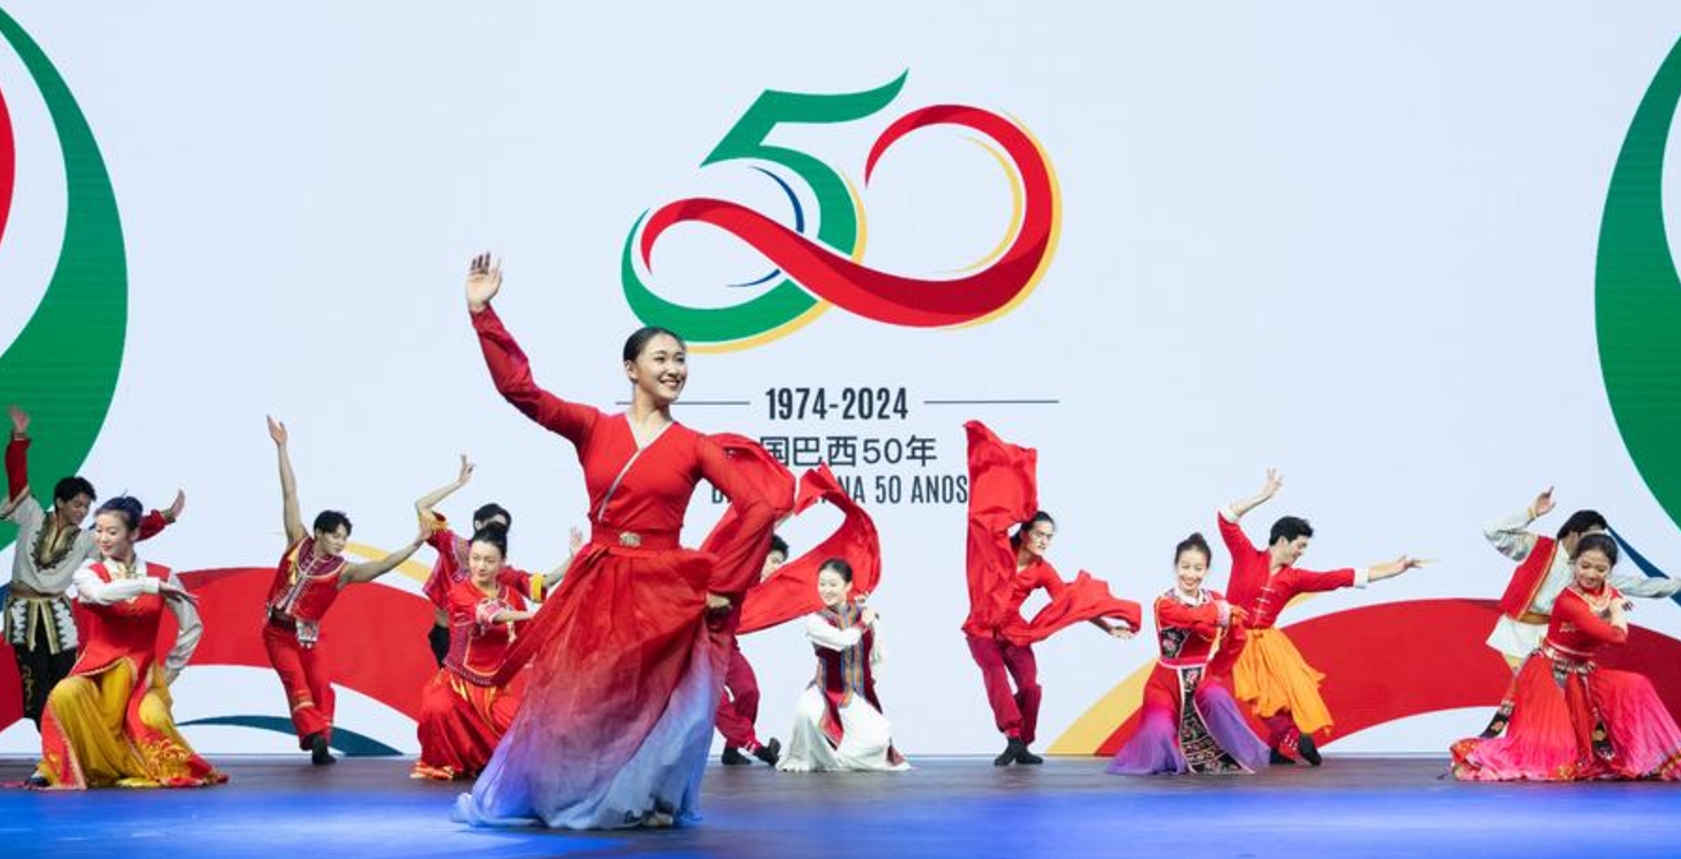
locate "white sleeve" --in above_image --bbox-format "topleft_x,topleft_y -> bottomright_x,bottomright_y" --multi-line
162,571 -> 203,684
73,562 -> 160,605
1484,509 -> 1538,563
2,493 -> 42,528
805,615 -> 863,652
869,619 -> 887,670
1613,573 -> 1681,600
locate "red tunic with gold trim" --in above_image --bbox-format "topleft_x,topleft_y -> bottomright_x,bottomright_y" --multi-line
1453,585 -> 1681,780
39,561 -> 225,788
261,537 -> 348,746
412,573 -> 539,780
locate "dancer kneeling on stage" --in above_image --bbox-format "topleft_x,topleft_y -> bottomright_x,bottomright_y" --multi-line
1108,532 -> 1268,775
1452,533 -> 1681,781
412,526 -> 547,780
263,417 -> 426,765
777,558 -> 908,773
36,497 -> 225,789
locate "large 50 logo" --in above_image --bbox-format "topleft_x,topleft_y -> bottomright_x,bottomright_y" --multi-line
0,9 -> 128,555
621,73 -> 1059,350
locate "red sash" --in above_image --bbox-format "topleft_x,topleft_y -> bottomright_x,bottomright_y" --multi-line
1497,535 -> 1558,620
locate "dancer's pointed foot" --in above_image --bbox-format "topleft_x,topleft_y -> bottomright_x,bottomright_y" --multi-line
753,737 -> 781,766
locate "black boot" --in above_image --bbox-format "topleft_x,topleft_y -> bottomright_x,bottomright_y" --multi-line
721,747 -> 752,766
1269,748 -> 1296,765
1297,733 -> 1322,767
1015,744 -> 1045,765
994,737 -> 1026,766
753,737 -> 781,766
309,733 -> 335,766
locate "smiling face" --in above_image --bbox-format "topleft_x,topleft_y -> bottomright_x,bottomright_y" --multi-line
57,492 -> 94,528
468,539 -> 505,587
92,511 -> 135,561
625,333 -> 688,405
1573,547 -> 1613,592
1271,535 -> 1311,568
817,568 -> 852,609
1175,546 -> 1210,593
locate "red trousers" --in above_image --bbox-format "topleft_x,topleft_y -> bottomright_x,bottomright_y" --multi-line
714,637 -> 762,749
413,669 -> 519,779
262,621 -> 335,748
966,634 -> 1042,745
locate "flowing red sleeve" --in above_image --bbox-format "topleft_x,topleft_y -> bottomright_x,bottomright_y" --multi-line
471,305 -> 600,446
1553,589 -> 1629,646
694,434 -> 777,596
739,464 -> 881,634
1006,568 -> 1141,647
5,435 -> 26,501
699,434 -> 796,559
1156,595 -> 1221,639
964,420 -> 1038,633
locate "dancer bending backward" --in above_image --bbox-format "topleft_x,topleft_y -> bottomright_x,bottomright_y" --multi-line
3,405 -> 181,731
455,254 -> 776,830
263,417 -> 427,765
778,558 -> 908,772
1218,469 -> 1421,765
963,421 -> 1141,767
411,526 -> 554,780
1452,534 -> 1681,780
36,497 -> 223,789
413,454 -> 578,666
1108,532 -> 1269,775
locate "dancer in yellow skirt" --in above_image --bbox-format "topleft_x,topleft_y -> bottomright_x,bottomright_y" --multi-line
1216,470 -> 1421,765
35,496 -> 225,789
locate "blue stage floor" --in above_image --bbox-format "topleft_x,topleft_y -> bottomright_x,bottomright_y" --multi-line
0,756 -> 1675,858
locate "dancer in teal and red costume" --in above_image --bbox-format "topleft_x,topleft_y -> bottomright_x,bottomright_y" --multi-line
454,254 -> 776,829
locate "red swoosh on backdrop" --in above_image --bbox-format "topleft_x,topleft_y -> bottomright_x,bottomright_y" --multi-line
638,105 -> 1055,327
0,568 -> 439,732
0,74 -> 14,243
1093,598 -> 1681,755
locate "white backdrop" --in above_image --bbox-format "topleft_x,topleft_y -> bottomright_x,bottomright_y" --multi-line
4,1 -> 1681,755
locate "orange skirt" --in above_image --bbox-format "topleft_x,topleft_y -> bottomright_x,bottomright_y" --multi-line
1231,627 -> 1333,736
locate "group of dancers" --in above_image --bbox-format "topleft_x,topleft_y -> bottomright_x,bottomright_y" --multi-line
2,252 -> 1679,825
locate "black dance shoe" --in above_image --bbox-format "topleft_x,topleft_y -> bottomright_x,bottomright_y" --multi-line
1014,745 -> 1045,765
753,737 -> 782,766
994,737 -> 1026,766
1297,733 -> 1322,766
309,733 -> 335,766
1269,748 -> 1296,765
721,747 -> 753,766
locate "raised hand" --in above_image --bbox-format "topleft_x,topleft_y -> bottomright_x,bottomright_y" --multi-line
466,252 -> 503,312
568,526 -> 584,556
7,404 -> 28,436
267,415 -> 288,446
1532,486 -> 1556,519
167,490 -> 186,522
456,454 -> 475,487
1261,468 -> 1283,500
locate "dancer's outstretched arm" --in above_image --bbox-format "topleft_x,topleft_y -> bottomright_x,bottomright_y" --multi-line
268,416 -> 306,545
416,455 -> 474,520
341,522 -> 428,585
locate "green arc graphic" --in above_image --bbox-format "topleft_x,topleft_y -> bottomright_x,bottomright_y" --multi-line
0,9 -> 127,553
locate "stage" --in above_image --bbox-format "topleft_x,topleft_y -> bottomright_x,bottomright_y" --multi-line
0,756 -> 1674,858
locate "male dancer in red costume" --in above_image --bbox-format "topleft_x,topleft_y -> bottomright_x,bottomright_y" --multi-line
717,535 -> 788,766
263,417 -> 426,764
1217,469 -> 1420,765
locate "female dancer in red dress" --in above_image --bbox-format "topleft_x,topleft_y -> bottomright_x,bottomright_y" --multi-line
411,527 -> 537,780
1451,533 -> 1681,781
963,421 -> 1141,766
455,254 -> 776,829
1107,533 -> 1269,775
